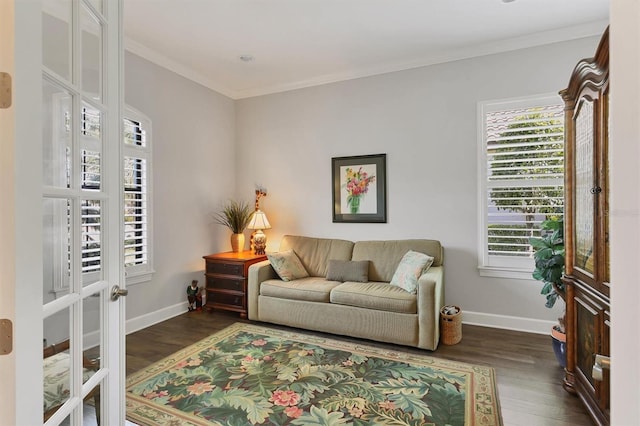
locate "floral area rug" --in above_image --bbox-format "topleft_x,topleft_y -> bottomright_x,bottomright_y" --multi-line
126,323 -> 501,426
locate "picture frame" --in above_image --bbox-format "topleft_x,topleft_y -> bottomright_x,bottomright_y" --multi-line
332,153 -> 387,223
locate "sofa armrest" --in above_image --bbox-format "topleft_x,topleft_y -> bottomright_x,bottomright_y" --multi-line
248,260 -> 278,320
416,266 -> 445,350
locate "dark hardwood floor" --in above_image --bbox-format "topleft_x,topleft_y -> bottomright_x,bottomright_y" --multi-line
126,310 -> 592,426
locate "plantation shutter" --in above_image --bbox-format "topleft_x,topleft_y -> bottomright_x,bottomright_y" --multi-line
480,96 -> 564,273
81,105 -> 103,275
123,117 -> 150,270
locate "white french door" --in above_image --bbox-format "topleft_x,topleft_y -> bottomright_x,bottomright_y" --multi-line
0,1 -> 125,425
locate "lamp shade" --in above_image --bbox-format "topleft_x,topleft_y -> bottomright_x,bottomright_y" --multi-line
247,210 -> 271,230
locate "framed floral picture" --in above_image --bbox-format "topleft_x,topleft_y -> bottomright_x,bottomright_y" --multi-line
332,153 -> 387,223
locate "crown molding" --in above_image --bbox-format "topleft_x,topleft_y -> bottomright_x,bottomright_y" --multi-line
124,38 -> 237,99
125,19 -> 608,100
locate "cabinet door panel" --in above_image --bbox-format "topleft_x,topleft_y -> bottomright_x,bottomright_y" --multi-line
575,295 -> 600,389
600,311 -> 610,413
573,286 -> 609,424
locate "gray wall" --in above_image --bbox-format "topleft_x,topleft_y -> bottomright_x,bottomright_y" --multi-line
124,52 -> 236,320
234,36 -> 601,327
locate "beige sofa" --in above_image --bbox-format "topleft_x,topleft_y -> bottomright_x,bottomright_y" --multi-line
247,235 -> 444,350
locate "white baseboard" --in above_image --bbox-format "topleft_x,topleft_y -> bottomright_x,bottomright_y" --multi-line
462,310 -> 556,335
126,301 -> 189,335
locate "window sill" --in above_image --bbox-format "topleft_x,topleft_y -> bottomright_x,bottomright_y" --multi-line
478,266 -> 534,280
126,269 -> 155,285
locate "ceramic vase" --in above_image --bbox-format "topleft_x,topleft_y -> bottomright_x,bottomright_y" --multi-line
230,233 -> 244,252
551,325 -> 567,368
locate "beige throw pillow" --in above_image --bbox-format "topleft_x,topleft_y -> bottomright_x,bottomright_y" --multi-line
267,250 -> 309,281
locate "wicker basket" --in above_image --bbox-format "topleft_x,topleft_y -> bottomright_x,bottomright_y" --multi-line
440,305 -> 462,345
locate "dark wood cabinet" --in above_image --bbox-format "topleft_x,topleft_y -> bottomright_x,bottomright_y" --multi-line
203,251 -> 267,318
560,26 -> 610,425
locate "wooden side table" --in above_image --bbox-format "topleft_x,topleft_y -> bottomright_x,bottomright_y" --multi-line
202,251 -> 267,318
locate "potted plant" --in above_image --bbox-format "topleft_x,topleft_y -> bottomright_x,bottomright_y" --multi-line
530,218 -> 566,367
213,200 -> 253,252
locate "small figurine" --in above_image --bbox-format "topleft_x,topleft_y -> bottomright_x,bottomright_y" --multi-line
187,280 -> 202,312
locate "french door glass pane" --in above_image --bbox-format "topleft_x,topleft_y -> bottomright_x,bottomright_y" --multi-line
81,4 -> 103,100
82,199 -> 102,285
82,291 -> 102,381
42,1 -> 72,81
43,81 -> 72,189
43,198 -> 71,298
43,307 -> 71,422
81,102 -> 102,191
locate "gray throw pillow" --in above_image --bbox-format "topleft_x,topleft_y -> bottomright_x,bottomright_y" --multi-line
326,259 -> 369,282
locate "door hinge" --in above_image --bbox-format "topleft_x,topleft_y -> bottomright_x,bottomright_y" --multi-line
0,72 -> 12,109
0,319 -> 12,355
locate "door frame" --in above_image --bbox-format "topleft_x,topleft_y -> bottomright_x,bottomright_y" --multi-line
2,1 -> 44,424
0,1 -> 18,424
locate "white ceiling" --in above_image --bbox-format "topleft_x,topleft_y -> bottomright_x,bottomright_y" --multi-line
124,0 -> 609,99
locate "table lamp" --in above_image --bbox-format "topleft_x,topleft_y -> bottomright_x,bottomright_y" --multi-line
247,210 -> 271,255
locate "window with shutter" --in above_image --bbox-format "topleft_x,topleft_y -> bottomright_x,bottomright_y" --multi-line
75,105 -> 153,286
122,108 -> 153,284
478,94 -> 564,279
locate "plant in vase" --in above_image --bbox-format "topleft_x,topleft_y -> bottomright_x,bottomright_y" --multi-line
344,167 -> 376,214
529,218 -> 566,367
213,200 -> 253,252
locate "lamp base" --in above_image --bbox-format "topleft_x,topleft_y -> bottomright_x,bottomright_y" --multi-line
253,230 -> 267,255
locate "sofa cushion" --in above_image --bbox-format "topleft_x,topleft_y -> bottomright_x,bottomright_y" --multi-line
260,277 -> 341,302
330,282 -> 417,314
352,239 -> 443,282
280,235 -> 354,277
267,250 -> 309,281
326,260 -> 369,282
390,250 -> 434,294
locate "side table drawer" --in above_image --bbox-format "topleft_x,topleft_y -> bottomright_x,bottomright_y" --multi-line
206,276 -> 244,292
208,292 -> 244,310
206,261 -> 244,276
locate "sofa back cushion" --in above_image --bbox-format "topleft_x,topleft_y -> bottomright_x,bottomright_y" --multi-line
280,235 -> 354,277
352,239 -> 443,282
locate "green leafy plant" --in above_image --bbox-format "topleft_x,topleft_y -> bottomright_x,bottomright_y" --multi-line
213,200 -> 253,234
529,218 -> 566,331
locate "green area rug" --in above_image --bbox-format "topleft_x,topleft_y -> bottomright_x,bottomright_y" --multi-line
126,323 -> 501,426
